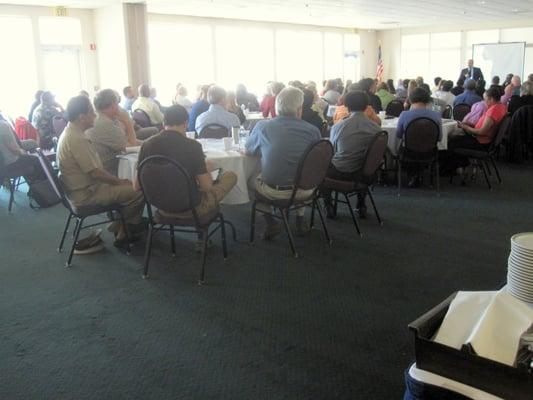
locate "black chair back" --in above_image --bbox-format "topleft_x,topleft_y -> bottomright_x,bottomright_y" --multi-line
52,115 -> 67,136
198,124 -> 230,139
442,105 -> 452,119
362,132 -> 388,179
138,155 -> 201,223
292,139 -> 334,199
132,109 -> 152,128
452,103 -> 471,121
36,149 -> 74,212
490,115 -> 511,152
402,117 -> 440,160
386,100 -> 404,117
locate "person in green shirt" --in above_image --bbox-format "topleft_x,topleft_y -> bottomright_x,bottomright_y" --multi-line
376,82 -> 395,111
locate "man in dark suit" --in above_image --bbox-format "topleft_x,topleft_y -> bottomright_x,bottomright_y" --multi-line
459,59 -> 484,82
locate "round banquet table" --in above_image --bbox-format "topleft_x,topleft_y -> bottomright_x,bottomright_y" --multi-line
117,138 -> 260,205
381,117 -> 458,156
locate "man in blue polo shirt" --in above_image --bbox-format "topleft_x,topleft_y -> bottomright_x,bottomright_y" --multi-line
453,79 -> 482,107
245,86 -> 321,239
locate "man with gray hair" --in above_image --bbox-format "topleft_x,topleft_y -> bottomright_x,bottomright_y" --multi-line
87,89 -> 140,175
245,86 -> 321,239
131,84 -> 164,125
508,80 -> 533,115
195,85 -> 240,134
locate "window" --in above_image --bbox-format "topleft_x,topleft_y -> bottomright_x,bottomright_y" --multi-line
429,32 -> 461,82
215,26 -> 274,97
400,34 -> 430,79
275,29 -> 323,84
324,32 -> 343,81
149,22 -> 214,104
39,17 -> 82,46
343,33 -> 360,82
0,16 -> 38,118
465,29 -> 499,59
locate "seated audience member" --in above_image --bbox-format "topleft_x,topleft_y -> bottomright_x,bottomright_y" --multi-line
188,85 -> 210,132
134,105 -> 237,222
333,84 -> 381,125
508,81 -> 533,115
261,82 -> 284,118
443,87 -> 507,173
79,90 -> 90,98
434,80 -> 455,107
415,77 -> 431,94
86,89 -> 140,175
432,77 -> 442,94
451,77 -> 466,96
395,79 -> 408,101
301,89 -> 323,131
501,75 -> 521,105
462,100 -> 488,126
226,91 -> 246,124
403,80 -> 419,110
173,84 -> 192,113
528,73 -> 533,83
397,88 -> 442,140
56,96 -> 144,243
324,91 -> 382,218
260,82 -> 273,115
453,79 -> 483,107
0,121 -> 44,182
376,82 -> 395,110
503,73 -> 514,87
236,84 -> 260,111
28,90 -> 44,122
490,76 -> 501,91
245,87 -> 321,239
195,85 -> 241,134
475,79 -> 486,97
397,88 -> 442,186
387,79 -> 396,95
132,84 -> 164,125
31,91 -> 63,149
305,84 -> 328,120
322,79 -> 341,105
120,86 -> 136,112
359,78 -> 382,112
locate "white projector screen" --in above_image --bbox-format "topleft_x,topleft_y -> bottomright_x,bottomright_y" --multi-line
473,42 -> 525,81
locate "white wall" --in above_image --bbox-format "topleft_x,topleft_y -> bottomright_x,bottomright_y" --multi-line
0,4 -> 99,96
359,29 -> 378,78
93,4 -> 129,91
378,19 -> 533,82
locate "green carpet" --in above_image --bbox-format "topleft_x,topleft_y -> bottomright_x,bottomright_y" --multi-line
1,164 -> 532,399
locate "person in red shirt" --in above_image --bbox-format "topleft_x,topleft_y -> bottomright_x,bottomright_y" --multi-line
260,82 -> 284,118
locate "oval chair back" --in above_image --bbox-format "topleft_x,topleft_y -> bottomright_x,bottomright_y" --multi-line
452,103 -> 471,121
132,109 -> 152,128
403,117 -> 440,158
386,100 -> 404,117
362,131 -> 388,180
198,124 -> 230,139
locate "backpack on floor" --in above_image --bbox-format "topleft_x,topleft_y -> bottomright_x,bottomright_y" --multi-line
28,179 -> 61,209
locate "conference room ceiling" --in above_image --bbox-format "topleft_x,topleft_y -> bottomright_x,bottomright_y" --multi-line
5,0 -> 533,29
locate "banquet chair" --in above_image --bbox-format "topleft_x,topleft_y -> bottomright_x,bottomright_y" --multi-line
0,151 -> 32,213
198,124 -> 229,139
132,109 -> 152,128
452,103 -> 471,122
506,105 -> 533,162
386,100 -> 404,117
52,115 -> 67,136
452,115 -> 510,189
442,105 -> 452,119
320,132 -> 388,236
397,117 -> 440,196
249,139 -> 333,258
138,155 -> 231,284
35,149 -> 131,267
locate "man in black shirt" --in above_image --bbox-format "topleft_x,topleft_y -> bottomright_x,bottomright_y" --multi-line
134,105 -> 237,219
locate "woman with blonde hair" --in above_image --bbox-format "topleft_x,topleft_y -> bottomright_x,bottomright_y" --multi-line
226,91 -> 246,124
404,80 -> 418,110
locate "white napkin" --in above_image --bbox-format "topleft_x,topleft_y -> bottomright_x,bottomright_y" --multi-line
125,146 -> 141,153
434,289 -> 533,366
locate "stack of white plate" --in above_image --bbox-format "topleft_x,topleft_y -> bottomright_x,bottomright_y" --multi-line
508,233 -> 533,303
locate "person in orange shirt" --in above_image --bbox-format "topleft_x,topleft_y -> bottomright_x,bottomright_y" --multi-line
333,84 -> 382,126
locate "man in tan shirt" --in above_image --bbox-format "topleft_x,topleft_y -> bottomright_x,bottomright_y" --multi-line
56,95 -> 144,242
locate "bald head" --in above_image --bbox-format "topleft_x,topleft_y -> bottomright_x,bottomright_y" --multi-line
138,84 -> 151,98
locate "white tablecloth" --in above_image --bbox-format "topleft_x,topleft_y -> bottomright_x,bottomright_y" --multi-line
381,118 -> 458,155
117,139 -> 260,205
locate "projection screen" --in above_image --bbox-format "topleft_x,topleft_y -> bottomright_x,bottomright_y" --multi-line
473,42 -> 525,81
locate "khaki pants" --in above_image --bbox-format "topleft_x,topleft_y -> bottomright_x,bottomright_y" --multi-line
254,175 -> 314,217
70,183 -> 145,225
160,171 -> 237,219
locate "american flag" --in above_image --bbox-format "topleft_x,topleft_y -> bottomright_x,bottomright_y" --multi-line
376,45 -> 384,81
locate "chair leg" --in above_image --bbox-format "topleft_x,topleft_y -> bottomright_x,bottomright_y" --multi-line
334,191 -> 339,215
116,210 -> 131,255
490,156 -> 502,183
280,208 -> 298,258
143,224 -> 154,279
480,161 -> 492,190
314,199 -> 332,246
66,217 -> 83,267
367,189 -> 383,226
223,220 -> 237,241
199,228 -> 209,285
169,225 -> 176,257
72,219 -> 80,239
249,201 -> 257,243
310,200 -> 316,229
58,213 -> 73,253
485,159 -> 492,176
435,160 -> 440,196
8,179 -> 15,213
397,160 -> 402,196
219,214 -> 228,260
344,194 -> 362,238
